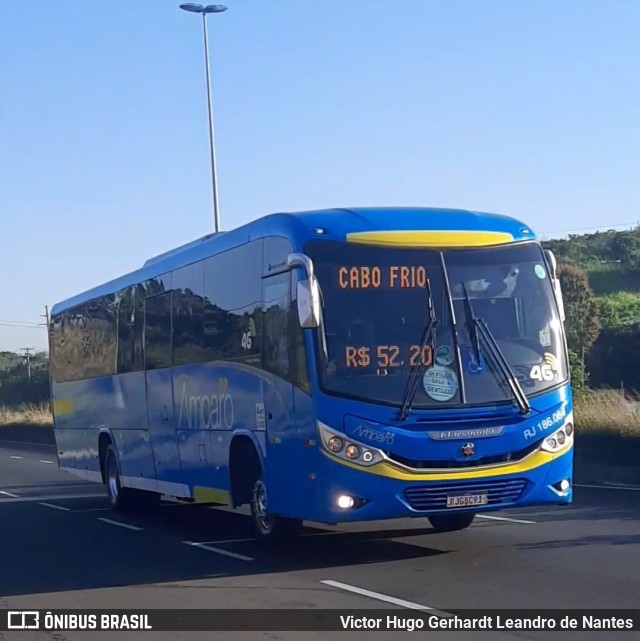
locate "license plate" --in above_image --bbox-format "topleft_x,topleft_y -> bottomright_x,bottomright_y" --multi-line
446,494 -> 488,508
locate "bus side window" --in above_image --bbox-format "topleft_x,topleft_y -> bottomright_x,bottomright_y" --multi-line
117,285 -> 145,374
144,292 -> 173,370
263,271 -> 310,393
263,273 -> 290,380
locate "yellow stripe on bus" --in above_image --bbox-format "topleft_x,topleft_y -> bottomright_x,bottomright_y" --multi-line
52,398 -> 74,415
193,487 -> 230,505
323,445 -> 570,482
346,230 -> 514,247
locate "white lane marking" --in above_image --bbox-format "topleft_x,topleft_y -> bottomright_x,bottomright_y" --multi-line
40,502 -> 71,511
97,518 -> 142,531
39,460 -> 55,464
183,540 -> 254,562
575,483 -> 640,492
10,456 -> 23,459
320,580 -> 451,615
197,537 -> 259,545
476,514 -> 536,524
0,493 -> 105,504
0,490 -> 20,498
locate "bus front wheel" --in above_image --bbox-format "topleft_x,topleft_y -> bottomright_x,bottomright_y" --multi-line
428,512 -> 476,532
250,477 -> 301,544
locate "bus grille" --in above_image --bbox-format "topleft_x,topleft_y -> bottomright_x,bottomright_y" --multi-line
403,478 -> 527,511
385,441 -> 539,470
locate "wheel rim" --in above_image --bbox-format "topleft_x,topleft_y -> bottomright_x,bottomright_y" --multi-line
107,455 -> 119,503
254,480 -> 272,534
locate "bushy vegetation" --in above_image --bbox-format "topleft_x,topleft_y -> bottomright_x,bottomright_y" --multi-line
543,225 -> 640,393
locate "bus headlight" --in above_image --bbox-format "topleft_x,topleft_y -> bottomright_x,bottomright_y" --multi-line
318,421 -> 385,467
541,423 -> 574,454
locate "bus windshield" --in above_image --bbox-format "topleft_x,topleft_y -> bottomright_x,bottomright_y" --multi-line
305,239 -> 568,410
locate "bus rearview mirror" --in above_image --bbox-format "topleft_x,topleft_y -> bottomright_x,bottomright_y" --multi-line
287,253 -> 321,328
554,278 -> 566,323
544,249 -> 565,322
297,277 -> 321,328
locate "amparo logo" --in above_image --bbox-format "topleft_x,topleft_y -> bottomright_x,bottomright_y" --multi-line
177,376 -> 235,430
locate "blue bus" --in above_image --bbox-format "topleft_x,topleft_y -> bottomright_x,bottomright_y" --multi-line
48,207 -> 573,541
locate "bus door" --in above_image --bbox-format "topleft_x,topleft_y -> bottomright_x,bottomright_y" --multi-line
261,270 -> 302,515
143,289 -> 181,482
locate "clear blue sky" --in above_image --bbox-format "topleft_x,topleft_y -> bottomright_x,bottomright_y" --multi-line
1,0 -> 639,352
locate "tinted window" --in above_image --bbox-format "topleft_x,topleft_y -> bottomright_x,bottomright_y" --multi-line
51,296 -> 118,382
145,291 -> 172,370
172,262 -> 205,366
305,239 -> 567,409
83,295 -> 117,378
204,242 -> 262,366
263,272 -> 292,380
262,270 -> 309,391
117,285 -> 145,374
263,236 -> 293,276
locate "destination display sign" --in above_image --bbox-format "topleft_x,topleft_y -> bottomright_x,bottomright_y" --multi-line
344,345 -> 433,369
337,265 -> 428,289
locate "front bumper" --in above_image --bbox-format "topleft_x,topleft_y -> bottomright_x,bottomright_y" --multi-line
309,444 -> 573,524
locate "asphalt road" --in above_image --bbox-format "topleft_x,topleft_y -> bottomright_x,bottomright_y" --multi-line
0,436 -> 638,641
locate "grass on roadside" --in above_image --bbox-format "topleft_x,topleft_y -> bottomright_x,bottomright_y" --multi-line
574,389 -> 640,437
0,403 -> 53,427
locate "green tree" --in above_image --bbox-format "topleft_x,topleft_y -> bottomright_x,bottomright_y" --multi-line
557,263 -> 601,357
597,291 -> 640,329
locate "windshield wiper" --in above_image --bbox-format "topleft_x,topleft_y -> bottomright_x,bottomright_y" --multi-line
460,282 -> 531,415
397,279 -> 438,421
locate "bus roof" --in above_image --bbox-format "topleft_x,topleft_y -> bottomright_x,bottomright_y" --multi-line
50,206 -> 536,315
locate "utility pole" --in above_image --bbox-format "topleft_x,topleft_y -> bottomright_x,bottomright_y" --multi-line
21,347 -> 34,382
40,305 -> 50,327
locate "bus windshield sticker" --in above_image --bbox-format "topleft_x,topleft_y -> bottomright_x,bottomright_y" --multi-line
534,264 -> 546,279
539,325 -> 551,347
529,353 -> 559,383
435,345 -> 454,366
422,365 -> 458,402
255,403 -> 266,430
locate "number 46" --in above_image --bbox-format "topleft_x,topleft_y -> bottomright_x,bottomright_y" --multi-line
530,364 -> 555,382
241,331 -> 253,350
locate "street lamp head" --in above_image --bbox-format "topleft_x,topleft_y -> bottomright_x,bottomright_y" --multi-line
179,3 -> 205,13
203,4 -> 228,13
179,3 -> 227,13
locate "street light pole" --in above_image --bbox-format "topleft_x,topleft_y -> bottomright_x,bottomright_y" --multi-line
179,3 -> 228,233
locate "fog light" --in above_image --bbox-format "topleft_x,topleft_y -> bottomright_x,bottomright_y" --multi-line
328,436 -> 343,452
560,479 -> 570,491
337,495 -> 355,509
547,437 -> 557,449
345,444 -> 360,459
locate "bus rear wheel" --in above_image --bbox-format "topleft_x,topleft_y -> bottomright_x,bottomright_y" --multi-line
104,444 -> 159,513
428,512 -> 476,532
250,477 -> 301,544
105,444 -> 132,512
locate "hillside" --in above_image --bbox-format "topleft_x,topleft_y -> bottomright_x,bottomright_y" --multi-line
542,226 -> 640,392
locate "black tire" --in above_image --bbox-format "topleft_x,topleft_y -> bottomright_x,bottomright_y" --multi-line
104,444 -> 160,513
428,511 -> 476,532
249,475 -> 302,544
